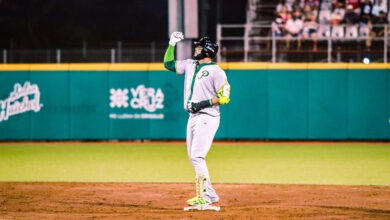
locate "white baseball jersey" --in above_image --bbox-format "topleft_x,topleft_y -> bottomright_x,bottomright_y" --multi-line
176,59 -> 228,116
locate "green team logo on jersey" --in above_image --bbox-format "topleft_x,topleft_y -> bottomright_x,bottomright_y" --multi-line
197,70 -> 209,79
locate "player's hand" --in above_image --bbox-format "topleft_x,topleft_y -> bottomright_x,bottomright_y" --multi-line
169,31 -> 184,46
187,99 -> 212,113
187,101 -> 201,113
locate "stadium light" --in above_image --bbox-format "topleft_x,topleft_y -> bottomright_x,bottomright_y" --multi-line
363,57 -> 370,64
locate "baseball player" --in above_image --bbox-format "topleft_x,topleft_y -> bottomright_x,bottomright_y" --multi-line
164,32 -> 230,210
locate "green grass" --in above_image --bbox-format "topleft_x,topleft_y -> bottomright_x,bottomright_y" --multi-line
0,143 -> 389,185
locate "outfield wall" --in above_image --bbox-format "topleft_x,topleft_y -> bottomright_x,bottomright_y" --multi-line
0,63 -> 389,140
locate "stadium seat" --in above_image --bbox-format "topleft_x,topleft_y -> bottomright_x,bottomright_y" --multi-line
319,10 -> 331,23
331,25 -> 344,38
345,25 -> 358,38
318,25 -> 331,37
359,25 -> 370,37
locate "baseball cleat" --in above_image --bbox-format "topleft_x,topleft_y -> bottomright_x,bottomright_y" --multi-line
184,204 -> 221,211
186,196 -> 209,206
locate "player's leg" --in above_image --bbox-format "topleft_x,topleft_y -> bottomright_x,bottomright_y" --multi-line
186,115 -> 210,205
186,114 -> 201,205
186,115 -> 194,158
189,114 -> 220,203
184,114 -> 221,211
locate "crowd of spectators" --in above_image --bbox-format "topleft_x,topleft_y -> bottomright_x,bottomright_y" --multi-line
271,0 -> 389,50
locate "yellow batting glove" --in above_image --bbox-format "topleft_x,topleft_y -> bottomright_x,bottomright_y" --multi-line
218,96 -> 230,105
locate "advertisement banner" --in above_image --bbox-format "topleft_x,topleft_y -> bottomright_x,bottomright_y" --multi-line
0,65 -> 389,140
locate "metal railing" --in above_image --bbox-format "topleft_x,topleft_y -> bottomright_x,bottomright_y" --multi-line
2,25 -> 389,64
0,41 -> 167,64
217,24 -> 389,63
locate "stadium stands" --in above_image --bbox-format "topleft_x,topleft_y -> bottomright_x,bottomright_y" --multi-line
219,0 -> 389,62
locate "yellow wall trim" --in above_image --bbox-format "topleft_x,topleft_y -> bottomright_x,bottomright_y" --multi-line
0,63 -> 390,71
0,64 -> 31,71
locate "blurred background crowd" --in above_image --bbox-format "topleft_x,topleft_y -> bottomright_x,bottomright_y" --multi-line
269,0 -> 388,50
0,0 -> 389,63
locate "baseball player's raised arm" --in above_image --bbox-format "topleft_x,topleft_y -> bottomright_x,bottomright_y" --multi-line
164,32 -> 185,74
163,45 -> 176,72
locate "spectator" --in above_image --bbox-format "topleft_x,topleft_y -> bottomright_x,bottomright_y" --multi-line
272,16 -> 285,37
294,7 -> 304,19
304,0 -> 320,10
372,0 -> 386,17
330,2 -> 345,24
267,16 -> 285,50
302,14 -> 318,51
366,11 -> 388,48
335,0 -> 348,7
279,5 -> 290,23
359,0 -> 373,38
303,4 -> 318,19
343,4 -> 360,24
343,4 -> 360,37
331,0 -> 341,9
286,0 -> 297,10
345,0 -> 361,13
276,0 -> 292,13
360,0 -> 373,21
292,0 -> 304,13
285,12 -> 303,49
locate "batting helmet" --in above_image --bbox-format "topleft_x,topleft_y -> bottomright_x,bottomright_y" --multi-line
193,37 -> 219,59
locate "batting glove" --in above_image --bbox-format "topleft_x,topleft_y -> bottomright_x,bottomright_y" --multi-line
169,31 -> 184,46
187,99 -> 213,113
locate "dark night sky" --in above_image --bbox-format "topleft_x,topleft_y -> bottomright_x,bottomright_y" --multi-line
0,0 -> 246,49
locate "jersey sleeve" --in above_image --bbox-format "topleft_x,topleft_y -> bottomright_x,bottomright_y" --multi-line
163,45 -> 176,72
213,67 -> 228,92
163,45 -> 190,75
176,59 -> 191,75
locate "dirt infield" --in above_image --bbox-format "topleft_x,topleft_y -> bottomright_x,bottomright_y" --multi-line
1,183 -> 389,219
3,140 -> 390,145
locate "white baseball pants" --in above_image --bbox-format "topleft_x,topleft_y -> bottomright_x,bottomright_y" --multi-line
186,113 -> 220,203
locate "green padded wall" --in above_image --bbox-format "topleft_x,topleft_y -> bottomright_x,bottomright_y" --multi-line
0,66 -> 388,140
